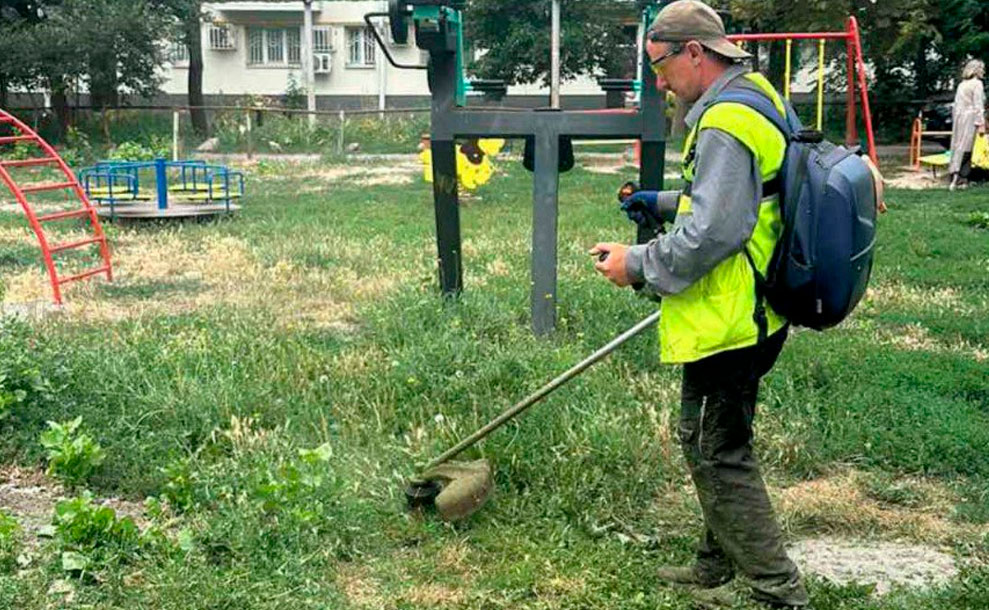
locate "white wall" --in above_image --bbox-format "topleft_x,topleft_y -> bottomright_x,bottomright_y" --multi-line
159,1 -> 608,101
161,2 -> 427,99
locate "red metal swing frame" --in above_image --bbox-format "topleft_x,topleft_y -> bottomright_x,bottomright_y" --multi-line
726,16 -> 878,165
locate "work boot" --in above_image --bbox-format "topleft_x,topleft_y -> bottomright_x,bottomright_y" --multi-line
689,584 -> 738,609
749,571 -> 809,608
657,564 -> 734,588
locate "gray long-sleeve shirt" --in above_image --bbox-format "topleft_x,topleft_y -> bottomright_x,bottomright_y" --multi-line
625,65 -> 765,296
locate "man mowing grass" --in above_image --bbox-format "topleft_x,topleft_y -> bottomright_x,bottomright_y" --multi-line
591,1 -> 809,607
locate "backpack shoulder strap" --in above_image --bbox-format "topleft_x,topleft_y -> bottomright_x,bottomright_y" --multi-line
713,88 -> 793,139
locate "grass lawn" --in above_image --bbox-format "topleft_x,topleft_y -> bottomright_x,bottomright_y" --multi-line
0,158 -> 987,609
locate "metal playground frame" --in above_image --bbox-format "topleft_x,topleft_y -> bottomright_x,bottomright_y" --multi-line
728,16 -> 878,165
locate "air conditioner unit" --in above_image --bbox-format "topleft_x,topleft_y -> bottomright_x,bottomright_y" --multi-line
314,53 -> 332,75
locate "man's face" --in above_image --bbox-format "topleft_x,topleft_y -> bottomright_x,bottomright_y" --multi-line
646,39 -> 702,102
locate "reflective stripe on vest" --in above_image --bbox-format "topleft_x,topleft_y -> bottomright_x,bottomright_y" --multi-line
659,73 -> 787,364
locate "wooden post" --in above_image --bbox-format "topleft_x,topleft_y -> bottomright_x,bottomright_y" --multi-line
338,110 -> 346,155
245,111 -> 253,160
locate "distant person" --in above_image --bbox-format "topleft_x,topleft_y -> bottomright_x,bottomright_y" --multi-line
949,59 -> 985,191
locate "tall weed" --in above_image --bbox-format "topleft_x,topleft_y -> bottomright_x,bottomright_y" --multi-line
40,418 -> 105,488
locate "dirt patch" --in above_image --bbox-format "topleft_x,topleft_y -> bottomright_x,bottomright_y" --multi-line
0,465 -> 147,545
297,163 -> 421,184
1,300 -> 64,321
788,537 -> 958,595
885,167 -> 946,190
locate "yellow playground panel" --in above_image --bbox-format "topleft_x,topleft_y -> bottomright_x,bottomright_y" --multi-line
419,137 -> 506,191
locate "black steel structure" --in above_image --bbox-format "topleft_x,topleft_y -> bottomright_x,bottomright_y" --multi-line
368,0 -> 666,334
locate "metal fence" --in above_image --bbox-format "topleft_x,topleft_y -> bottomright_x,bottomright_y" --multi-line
3,104 -> 432,159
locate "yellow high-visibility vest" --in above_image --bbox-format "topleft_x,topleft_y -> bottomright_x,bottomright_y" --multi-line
659,73 -> 788,363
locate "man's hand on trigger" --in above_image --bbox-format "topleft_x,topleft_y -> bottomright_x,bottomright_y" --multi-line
620,190 -> 661,226
590,243 -> 631,287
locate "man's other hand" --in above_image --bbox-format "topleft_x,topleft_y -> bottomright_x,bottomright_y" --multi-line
590,243 -> 631,287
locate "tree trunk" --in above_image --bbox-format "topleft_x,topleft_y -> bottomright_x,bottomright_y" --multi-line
185,15 -> 209,137
89,53 -> 120,110
767,40 -> 786,95
51,87 -> 70,141
913,41 -> 930,99
0,74 -> 8,109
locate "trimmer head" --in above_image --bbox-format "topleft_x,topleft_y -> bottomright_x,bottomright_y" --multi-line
404,459 -> 494,521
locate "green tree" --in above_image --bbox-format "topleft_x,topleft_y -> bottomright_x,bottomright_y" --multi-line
0,0 -> 166,137
464,0 -> 643,89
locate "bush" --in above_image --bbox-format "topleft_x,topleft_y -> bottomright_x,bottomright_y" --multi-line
0,510 -> 20,573
39,417 -> 105,488
0,319 -> 61,428
107,136 -> 170,161
966,211 -> 989,230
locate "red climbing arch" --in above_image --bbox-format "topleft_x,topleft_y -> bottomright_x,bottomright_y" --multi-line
0,109 -> 112,304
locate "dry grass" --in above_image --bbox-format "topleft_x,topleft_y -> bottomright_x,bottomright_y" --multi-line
399,583 -> 466,607
776,469 -> 985,544
875,322 -> 988,361
335,564 -> 385,609
3,228 -> 408,328
863,281 -> 975,315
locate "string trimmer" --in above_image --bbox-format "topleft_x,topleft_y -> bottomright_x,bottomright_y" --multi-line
404,305 -> 661,521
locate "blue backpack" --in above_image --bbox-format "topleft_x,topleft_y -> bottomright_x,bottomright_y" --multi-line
712,88 -> 877,331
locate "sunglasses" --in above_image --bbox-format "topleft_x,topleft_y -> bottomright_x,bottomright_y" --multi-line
649,43 -> 685,75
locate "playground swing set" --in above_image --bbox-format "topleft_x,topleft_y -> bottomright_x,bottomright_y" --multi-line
369,1 -> 877,336
728,16 -> 877,165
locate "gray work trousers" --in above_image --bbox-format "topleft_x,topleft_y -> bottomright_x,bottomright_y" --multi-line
679,328 -> 808,607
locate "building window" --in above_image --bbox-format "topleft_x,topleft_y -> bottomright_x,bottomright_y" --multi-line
247,27 -> 303,66
313,26 -> 332,53
248,28 -> 264,64
208,24 -> 236,50
346,26 -> 376,66
266,28 -> 285,63
287,28 -> 301,64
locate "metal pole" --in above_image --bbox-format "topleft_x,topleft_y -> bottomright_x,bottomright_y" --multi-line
550,0 -> 560,108
172,110 -> 180,161
531,128 -> 559,335
378,3 -> 387,116
634,19 -> 644,105
155,158 -> 169,211
303,0 -> 316,128
423,310 -> 661,470
845,19 -> 858,147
